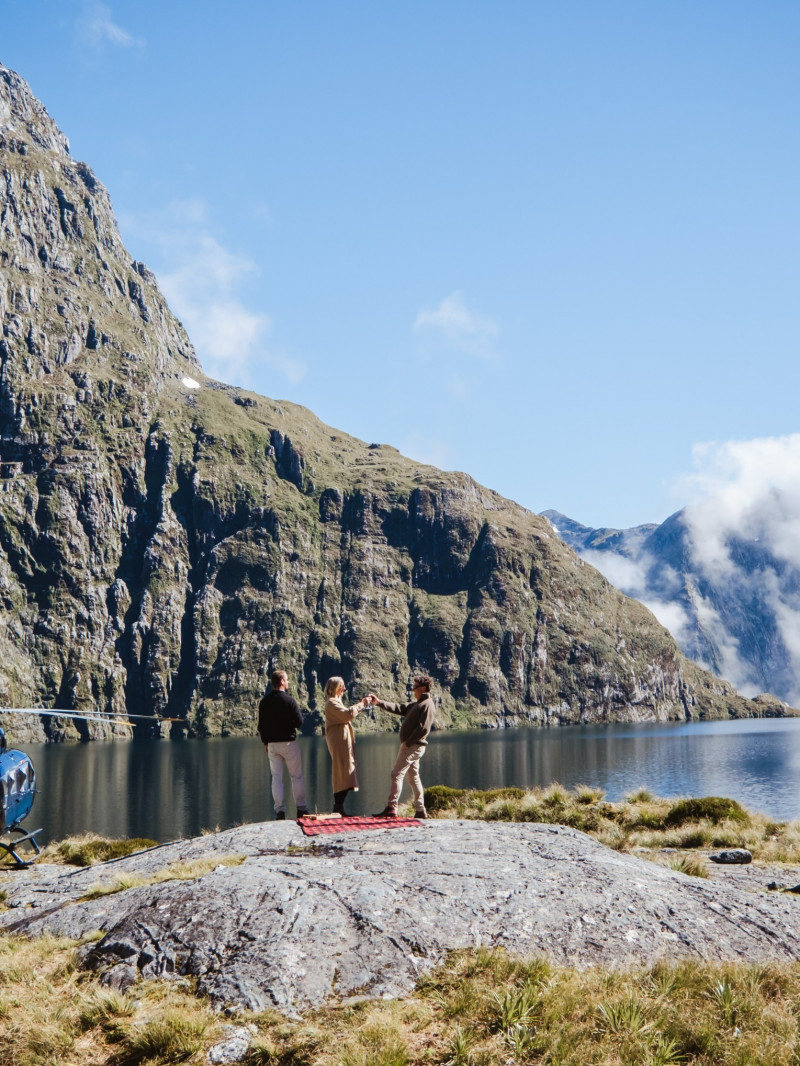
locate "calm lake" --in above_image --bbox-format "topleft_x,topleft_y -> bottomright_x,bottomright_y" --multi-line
20,716 -> 800,844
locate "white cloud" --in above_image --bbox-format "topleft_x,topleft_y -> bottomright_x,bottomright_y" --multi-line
582,549 -> 696,651
690,593 -> 756,695
675,434 -> 800,702
79,2 -> 143,48
119,201 -> 305,386
580,549 -> 648,594
679,434 -> 800,571
640,597 -> 697,652
413,291 -> 498,361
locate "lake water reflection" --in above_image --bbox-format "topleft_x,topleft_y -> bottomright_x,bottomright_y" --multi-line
23,716 -> 800,844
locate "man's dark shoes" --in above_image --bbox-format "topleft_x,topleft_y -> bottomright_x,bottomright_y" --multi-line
373,807 -> 397,818
276,811 -> 286,821
296,808 -> 309,818
414,810 -> 428,819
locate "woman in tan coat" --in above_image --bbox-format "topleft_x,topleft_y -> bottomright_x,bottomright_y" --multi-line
324,676 -> 367,816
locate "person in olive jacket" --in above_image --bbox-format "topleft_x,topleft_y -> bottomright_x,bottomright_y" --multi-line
368,675 -> 436,819
257,669 -> 309,819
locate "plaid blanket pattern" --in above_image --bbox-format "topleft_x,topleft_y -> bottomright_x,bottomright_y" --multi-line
298,815 -> 421,836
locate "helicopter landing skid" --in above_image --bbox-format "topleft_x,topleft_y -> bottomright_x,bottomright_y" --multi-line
0,826 -> 42,867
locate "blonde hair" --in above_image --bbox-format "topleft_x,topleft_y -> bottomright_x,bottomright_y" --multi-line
324,676 -> 345,699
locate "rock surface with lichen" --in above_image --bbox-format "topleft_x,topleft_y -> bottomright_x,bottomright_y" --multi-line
2,820 -> 800,1015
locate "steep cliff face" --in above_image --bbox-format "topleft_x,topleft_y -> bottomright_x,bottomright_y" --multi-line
0,66 -> 781,742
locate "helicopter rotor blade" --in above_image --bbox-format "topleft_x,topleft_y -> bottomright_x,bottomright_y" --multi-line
0,708 -> 185,724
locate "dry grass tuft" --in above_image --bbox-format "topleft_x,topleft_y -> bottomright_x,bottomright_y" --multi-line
79,855 -> 247,900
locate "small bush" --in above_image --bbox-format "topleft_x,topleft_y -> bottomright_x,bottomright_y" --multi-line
424,786 -> 469,813
664,797 -> 749,828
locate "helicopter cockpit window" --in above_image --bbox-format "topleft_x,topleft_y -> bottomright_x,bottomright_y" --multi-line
5,771 -> 17,797
15,766 -> 27,792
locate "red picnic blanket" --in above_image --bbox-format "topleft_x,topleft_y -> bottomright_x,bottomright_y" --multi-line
298,814 -> 421,836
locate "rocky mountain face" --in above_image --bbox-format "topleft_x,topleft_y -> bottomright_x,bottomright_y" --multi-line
0,66 -> 783,743
543,507 -> 800,706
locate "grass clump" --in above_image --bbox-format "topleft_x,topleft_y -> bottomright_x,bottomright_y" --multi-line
109,1007 -> 209,1064
421,782 -> 800,865
664,796 -> 749,828
665,853 -> 709,878
44,834 -> 159,867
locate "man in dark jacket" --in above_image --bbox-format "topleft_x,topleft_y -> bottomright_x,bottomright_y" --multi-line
258,670 -> 309,819
368,675 -> 436,819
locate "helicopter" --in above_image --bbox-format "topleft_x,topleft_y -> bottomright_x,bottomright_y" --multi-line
0,727 -> 40,865
0,707 -> 183,866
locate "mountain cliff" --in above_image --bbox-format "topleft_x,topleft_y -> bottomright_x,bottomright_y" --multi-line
0,65 -> 783,742
544,505 -> 800,706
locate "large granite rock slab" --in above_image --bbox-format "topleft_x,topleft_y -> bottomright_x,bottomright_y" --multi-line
3,820 -> 800,1015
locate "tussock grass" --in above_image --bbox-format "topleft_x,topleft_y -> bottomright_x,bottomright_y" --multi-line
4,936 -> 800,1064
0,932 -> 218,1066
38,833 -> 159,867
422,783 -> 800,864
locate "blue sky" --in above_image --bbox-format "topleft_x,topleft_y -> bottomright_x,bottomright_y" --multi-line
2,0 -> 799,528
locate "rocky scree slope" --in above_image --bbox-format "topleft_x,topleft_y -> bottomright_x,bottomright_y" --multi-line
0,65 -> 782,742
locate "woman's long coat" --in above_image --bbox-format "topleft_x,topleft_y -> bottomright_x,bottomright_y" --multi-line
324,697 -> 360,792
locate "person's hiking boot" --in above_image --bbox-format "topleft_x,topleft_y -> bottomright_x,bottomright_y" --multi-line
276,811 -> 286,820
414,810 -> 428,819
296,808 -> 309,818
373,807 -> 397,818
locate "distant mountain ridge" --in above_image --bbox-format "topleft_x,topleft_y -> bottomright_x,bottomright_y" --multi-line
543,505 -> 800,705
0,64 -> 785,742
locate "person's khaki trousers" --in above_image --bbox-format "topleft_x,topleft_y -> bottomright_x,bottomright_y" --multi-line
387,741 -> 426,811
